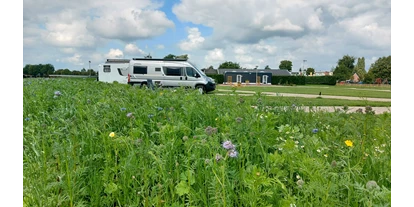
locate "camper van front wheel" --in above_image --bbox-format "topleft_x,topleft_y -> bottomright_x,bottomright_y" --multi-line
196,85 -> 205,94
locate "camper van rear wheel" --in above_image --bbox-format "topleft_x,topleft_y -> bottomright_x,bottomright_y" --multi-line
196,85 -> 205,94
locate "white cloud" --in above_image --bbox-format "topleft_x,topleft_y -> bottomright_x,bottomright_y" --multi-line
338,13 -> 391,48
88,9 -> 174,42
179,27 -> 205,51
157,44 -> 165,49
60,48 -> 76,54
204,48 -> 225,64
57,54 -> 84,66
124,44 -> 146,56
263,19 -> 303,32
105,49 -> 124,59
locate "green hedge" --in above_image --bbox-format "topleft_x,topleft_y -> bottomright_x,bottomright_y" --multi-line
271,76 -> 306,85
207,74 -> 224,84
207,74 -> 337,85
305,76 -> 337,85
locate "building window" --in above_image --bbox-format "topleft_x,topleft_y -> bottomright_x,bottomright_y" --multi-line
103,65 -> 111,73
155,67 -> 161,72
133,66 -> 148,74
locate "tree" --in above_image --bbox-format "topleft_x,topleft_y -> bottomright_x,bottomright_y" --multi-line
176,54 -> 189,60
163,54 -> 188,60
279,60 -> 292,71
23,63 -> 55,76
333,55 -> 356,81
164,54 -> 176,59
264,65 -> 271,70
306,67 -> 315,76
218,61 -> 241,69
366,55 -> 391,83
353,57 -> 367,81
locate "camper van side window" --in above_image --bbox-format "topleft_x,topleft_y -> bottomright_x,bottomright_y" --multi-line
186,67 -> 198,77
163,67 -> 183,76
133,66 -> 148,74
155,67 -> 161,72
103,65 -> 111,73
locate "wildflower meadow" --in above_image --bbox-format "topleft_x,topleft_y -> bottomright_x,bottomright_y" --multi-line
23,78 -> 391,206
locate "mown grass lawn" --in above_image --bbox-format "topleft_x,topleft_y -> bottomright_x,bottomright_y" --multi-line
23,78 -> 391,206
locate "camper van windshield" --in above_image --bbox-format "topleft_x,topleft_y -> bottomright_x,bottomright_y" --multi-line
188,61 -> 207,77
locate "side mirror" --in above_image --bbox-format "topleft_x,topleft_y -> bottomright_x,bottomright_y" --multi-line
195,73 -> 200,78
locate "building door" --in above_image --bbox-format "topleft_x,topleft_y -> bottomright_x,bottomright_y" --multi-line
236,75 -> 242,83
227,76 -> 232,84
262,75 -> 268,84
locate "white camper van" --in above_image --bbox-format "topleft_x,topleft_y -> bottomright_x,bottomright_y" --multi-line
98,58 -> 216,93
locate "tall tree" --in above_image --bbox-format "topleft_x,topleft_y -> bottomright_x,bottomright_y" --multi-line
353,57 -> 367,80
279,60 -> 292,71
333,55 -> 356,81
365,55 -> 391,83
264,65 -> 271,70
218,61 -> 241,69
334,65 -> 352,81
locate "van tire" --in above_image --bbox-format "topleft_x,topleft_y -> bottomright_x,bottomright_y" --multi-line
196,85 -> 205,94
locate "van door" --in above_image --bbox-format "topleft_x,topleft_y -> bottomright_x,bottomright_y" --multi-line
162,66 -> 185,87
182,67 -> 201,88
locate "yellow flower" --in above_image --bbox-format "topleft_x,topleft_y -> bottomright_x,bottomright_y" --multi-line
109,132 -> 115,138
215,118 -> 218,121
345,140 -> 353,147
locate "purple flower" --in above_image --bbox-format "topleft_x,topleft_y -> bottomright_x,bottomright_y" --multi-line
54,91 -> 62,96
156,107 -> 163,111
126,112 -> 133,118
148,114 -> 154,118
121,107 -> 126,111
228,149 -> 238,158
205,126 -> 218,135
222,140 -> 235,150
24,117 -> 30,121
312,129 -> 319,133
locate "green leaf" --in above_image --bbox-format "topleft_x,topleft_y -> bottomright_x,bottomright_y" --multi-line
104,182 -> 118,194
175,181 -> 190,196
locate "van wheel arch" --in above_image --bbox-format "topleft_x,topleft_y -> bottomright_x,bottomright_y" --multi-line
195,85 -> 206,94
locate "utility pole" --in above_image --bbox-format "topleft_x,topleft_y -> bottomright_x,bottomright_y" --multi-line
303,60 -> 307,76
89,61 -> 91,76
255,66 -> 258,84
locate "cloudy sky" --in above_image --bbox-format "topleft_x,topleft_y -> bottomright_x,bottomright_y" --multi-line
23,0 -> 391,72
